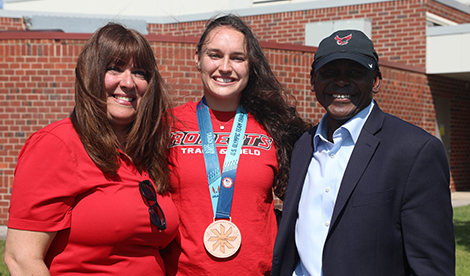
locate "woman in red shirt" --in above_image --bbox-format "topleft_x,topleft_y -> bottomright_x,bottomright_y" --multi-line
163,14 -> 309,275
5,23 -> 178,275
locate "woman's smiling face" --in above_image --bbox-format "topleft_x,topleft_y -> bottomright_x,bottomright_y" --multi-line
105,59 -> 149,130
195,26 -> 250,111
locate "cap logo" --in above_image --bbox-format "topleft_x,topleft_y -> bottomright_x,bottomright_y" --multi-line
334,34 -> 352,46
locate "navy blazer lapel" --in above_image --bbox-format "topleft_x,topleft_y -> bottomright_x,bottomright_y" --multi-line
329,105 -> 385,229
283,127 -> 316,218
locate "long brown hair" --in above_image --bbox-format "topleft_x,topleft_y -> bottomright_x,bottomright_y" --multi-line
71,22 -> 172,193
197,15 -> 310,199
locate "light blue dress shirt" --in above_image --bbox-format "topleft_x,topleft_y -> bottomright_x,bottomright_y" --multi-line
293,101 -> 375,276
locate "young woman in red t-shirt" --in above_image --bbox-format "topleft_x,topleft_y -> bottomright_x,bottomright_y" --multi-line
163,14 -> 309,275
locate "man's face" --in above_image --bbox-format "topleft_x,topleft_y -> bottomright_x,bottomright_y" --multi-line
312,59 -> 381,128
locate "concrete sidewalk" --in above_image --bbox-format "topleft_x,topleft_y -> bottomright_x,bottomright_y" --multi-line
0,191 -> 468,240
451,191 -> 470,208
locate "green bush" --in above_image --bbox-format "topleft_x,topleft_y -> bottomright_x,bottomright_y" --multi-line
0,239 -> 7,276
455,204 -> 470,276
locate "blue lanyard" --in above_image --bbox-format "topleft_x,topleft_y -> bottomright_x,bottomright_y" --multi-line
196,97 -> 248,219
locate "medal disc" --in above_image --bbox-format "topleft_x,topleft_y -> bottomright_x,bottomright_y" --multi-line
203,219 -> 241,258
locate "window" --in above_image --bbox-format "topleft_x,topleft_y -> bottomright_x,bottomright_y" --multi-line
305,19 -> 372,47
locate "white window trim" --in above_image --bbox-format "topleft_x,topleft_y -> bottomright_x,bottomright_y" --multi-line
426,12 -> 458,26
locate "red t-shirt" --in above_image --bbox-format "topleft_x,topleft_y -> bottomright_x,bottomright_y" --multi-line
8,118 -> 179,275
163,101 -> 278,275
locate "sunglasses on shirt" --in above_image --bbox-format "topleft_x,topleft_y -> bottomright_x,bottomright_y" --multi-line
139,180 -> 167,230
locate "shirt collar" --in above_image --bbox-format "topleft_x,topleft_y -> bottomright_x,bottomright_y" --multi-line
314,100 -> 375,148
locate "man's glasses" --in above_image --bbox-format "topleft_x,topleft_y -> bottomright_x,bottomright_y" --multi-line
139,180 -> 167,230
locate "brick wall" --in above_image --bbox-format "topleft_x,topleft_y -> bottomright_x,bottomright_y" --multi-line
149,0 -> 470,68
0,17 -> 24,31
427,0 -> 470,23
1,0 -> 470,225
1,31 -> 469,225
427,75 -> 470,191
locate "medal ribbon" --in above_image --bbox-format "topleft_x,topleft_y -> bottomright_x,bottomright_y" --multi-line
196,97 -> 247,219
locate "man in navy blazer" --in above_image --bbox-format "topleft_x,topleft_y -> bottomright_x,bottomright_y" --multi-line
271,30 -> 454,276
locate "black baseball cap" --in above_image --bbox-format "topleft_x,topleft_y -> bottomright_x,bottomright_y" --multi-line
312,29 -> 379,72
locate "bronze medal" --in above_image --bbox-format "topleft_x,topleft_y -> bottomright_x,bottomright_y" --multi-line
203,219 -> 241,258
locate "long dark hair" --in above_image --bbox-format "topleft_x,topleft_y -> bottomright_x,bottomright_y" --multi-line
71,22 -> 172,193
197,15 -> 310,199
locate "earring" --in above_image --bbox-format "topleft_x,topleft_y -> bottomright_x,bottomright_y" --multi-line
196,63 -> 201,71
